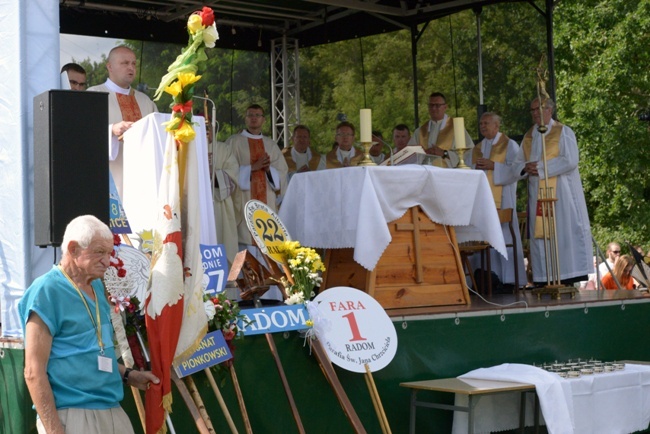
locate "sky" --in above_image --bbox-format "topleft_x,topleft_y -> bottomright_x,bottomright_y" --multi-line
60,34 -> 122,67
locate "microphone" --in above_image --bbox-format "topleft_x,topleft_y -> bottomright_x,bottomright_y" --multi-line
192,95 -> 220,182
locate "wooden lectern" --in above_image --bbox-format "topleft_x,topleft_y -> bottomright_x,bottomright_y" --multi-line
321,206 -> 470,310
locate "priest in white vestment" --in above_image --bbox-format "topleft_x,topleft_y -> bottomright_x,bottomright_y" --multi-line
88,46 -> 157,200
325,122 -> 365,168
283,125 -> 325,183
408,92 -> 473,168
211,140 -> 239,266
227,104 -> 288,246
513,98 -> 592,284
469,112 -> 526,288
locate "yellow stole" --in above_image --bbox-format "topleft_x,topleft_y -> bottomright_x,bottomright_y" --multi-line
418,119 -> 456,168
325,147 -> 364,168
521,122 -> 563,238
283,147 -> 321,172
472,134 -> 509,208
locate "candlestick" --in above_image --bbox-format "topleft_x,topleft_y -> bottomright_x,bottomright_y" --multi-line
360,109 -> 372,143
453,117 -> 466,149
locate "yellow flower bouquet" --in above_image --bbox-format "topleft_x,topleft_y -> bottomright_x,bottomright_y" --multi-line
279,241 -> 325,305
153,6 -> 219,145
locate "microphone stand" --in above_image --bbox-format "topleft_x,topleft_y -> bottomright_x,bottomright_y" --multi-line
192,95 -> 218,183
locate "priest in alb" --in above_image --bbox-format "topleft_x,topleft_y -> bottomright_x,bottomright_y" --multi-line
88,45 -> 157,200
227,104 -> 288,247
470,112 -> 526,288
513,98 -> 592,284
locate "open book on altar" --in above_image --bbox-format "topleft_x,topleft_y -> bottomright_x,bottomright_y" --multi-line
380,145 -> 438,166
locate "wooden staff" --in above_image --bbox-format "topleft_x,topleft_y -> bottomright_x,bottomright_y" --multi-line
171,370 -> 211,434
364,364 -> 391,434
311,338 -> 367,433
185,375 -> 217,433
204,368 -> 239,434
229,364 -> 253,434
264,330 -> 305,433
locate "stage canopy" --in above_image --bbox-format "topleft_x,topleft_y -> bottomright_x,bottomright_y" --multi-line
60,0 -> 533,51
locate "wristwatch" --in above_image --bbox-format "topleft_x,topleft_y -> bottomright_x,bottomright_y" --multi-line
123,368 -> 133,384
442,150 -> 449,159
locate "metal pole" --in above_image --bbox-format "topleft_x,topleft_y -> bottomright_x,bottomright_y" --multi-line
410,25 -> 419,128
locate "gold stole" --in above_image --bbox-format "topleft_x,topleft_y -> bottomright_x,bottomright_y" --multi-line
116,91 -> 143,123
283,147 -> 320,172
521,122 -> 563,238
249,138 -> 267,203
472,134 -> 509,208
418,120 -> 455,168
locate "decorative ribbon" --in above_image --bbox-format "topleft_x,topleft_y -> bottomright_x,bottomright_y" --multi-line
110,295 -> 132,313
172,100 -> 193,114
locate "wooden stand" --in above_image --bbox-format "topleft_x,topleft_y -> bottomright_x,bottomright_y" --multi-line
321,206 -> 470,310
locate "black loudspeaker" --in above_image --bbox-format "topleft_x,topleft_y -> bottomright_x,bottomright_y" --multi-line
33,90 -> 109,247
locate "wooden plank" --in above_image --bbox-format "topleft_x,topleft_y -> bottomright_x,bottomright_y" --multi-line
320,206 -> 469,310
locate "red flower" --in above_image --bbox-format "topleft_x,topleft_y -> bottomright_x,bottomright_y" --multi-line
113,234 -> 121,246
200,7 -> 214,26
117,268 -> 127,278
116,258 -> 124,268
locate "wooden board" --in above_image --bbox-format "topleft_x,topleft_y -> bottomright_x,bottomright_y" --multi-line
321,206 -> 470,310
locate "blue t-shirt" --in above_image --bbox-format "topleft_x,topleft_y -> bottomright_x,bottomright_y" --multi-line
18,266 -> 123,410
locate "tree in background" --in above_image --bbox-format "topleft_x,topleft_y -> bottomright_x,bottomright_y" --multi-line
555,0 -> 650,251
67,0 -> 650,253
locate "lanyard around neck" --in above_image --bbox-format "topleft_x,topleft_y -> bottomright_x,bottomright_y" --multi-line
58,266 -> 104,355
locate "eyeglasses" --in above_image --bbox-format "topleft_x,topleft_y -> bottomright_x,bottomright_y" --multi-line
69,80 -> 87,88
612,250 -> 621,254
428,103 -> 446,108
246,113 -> 264,118
336,133 -> 354,137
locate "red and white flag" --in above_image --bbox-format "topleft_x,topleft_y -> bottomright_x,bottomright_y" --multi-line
144,133 -> 207,434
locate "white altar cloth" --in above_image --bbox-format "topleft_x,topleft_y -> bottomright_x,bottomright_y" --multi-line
121,113 -> 216,245
453,363 -> 650,434
278,165 -> 506,270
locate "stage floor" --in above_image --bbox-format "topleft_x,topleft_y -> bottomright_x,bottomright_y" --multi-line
386,287 -> 650,318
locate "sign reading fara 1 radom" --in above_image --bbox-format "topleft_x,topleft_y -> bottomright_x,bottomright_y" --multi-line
312,286 -> 398,373
244,200 -> 291,264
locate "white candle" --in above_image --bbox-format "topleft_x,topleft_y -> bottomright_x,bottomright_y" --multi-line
360,109 -> 372,143
453,117 -> 466,149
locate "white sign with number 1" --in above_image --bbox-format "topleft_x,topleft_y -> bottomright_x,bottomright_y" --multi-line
311,286 -> 398,373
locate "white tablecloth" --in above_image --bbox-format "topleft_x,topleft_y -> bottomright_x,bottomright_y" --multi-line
453,363 -> 650,434
278,165 -> 506,270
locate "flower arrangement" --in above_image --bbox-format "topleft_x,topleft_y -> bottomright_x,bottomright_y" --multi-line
153,6 -> 219,145
203,291 -> 245,340
279,241 -> 325,305
105,234 -> 132,313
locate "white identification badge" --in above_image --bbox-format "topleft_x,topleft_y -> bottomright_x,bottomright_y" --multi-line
98,355 -> 113,373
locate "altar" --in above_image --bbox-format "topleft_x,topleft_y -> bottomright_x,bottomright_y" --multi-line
278,166 -> 506,310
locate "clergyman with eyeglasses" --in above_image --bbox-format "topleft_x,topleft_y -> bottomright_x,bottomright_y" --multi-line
325,121 -> 365,168
407,92 -> 474,168
61,63 -> 87,91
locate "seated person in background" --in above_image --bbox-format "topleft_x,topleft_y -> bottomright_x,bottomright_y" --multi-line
392,124 -> 412,153
598,242 -> 621,277
282,125 -> 325,182
369,131 -> 389,164
601,254 -> 636,290
326,121 -> 364,168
